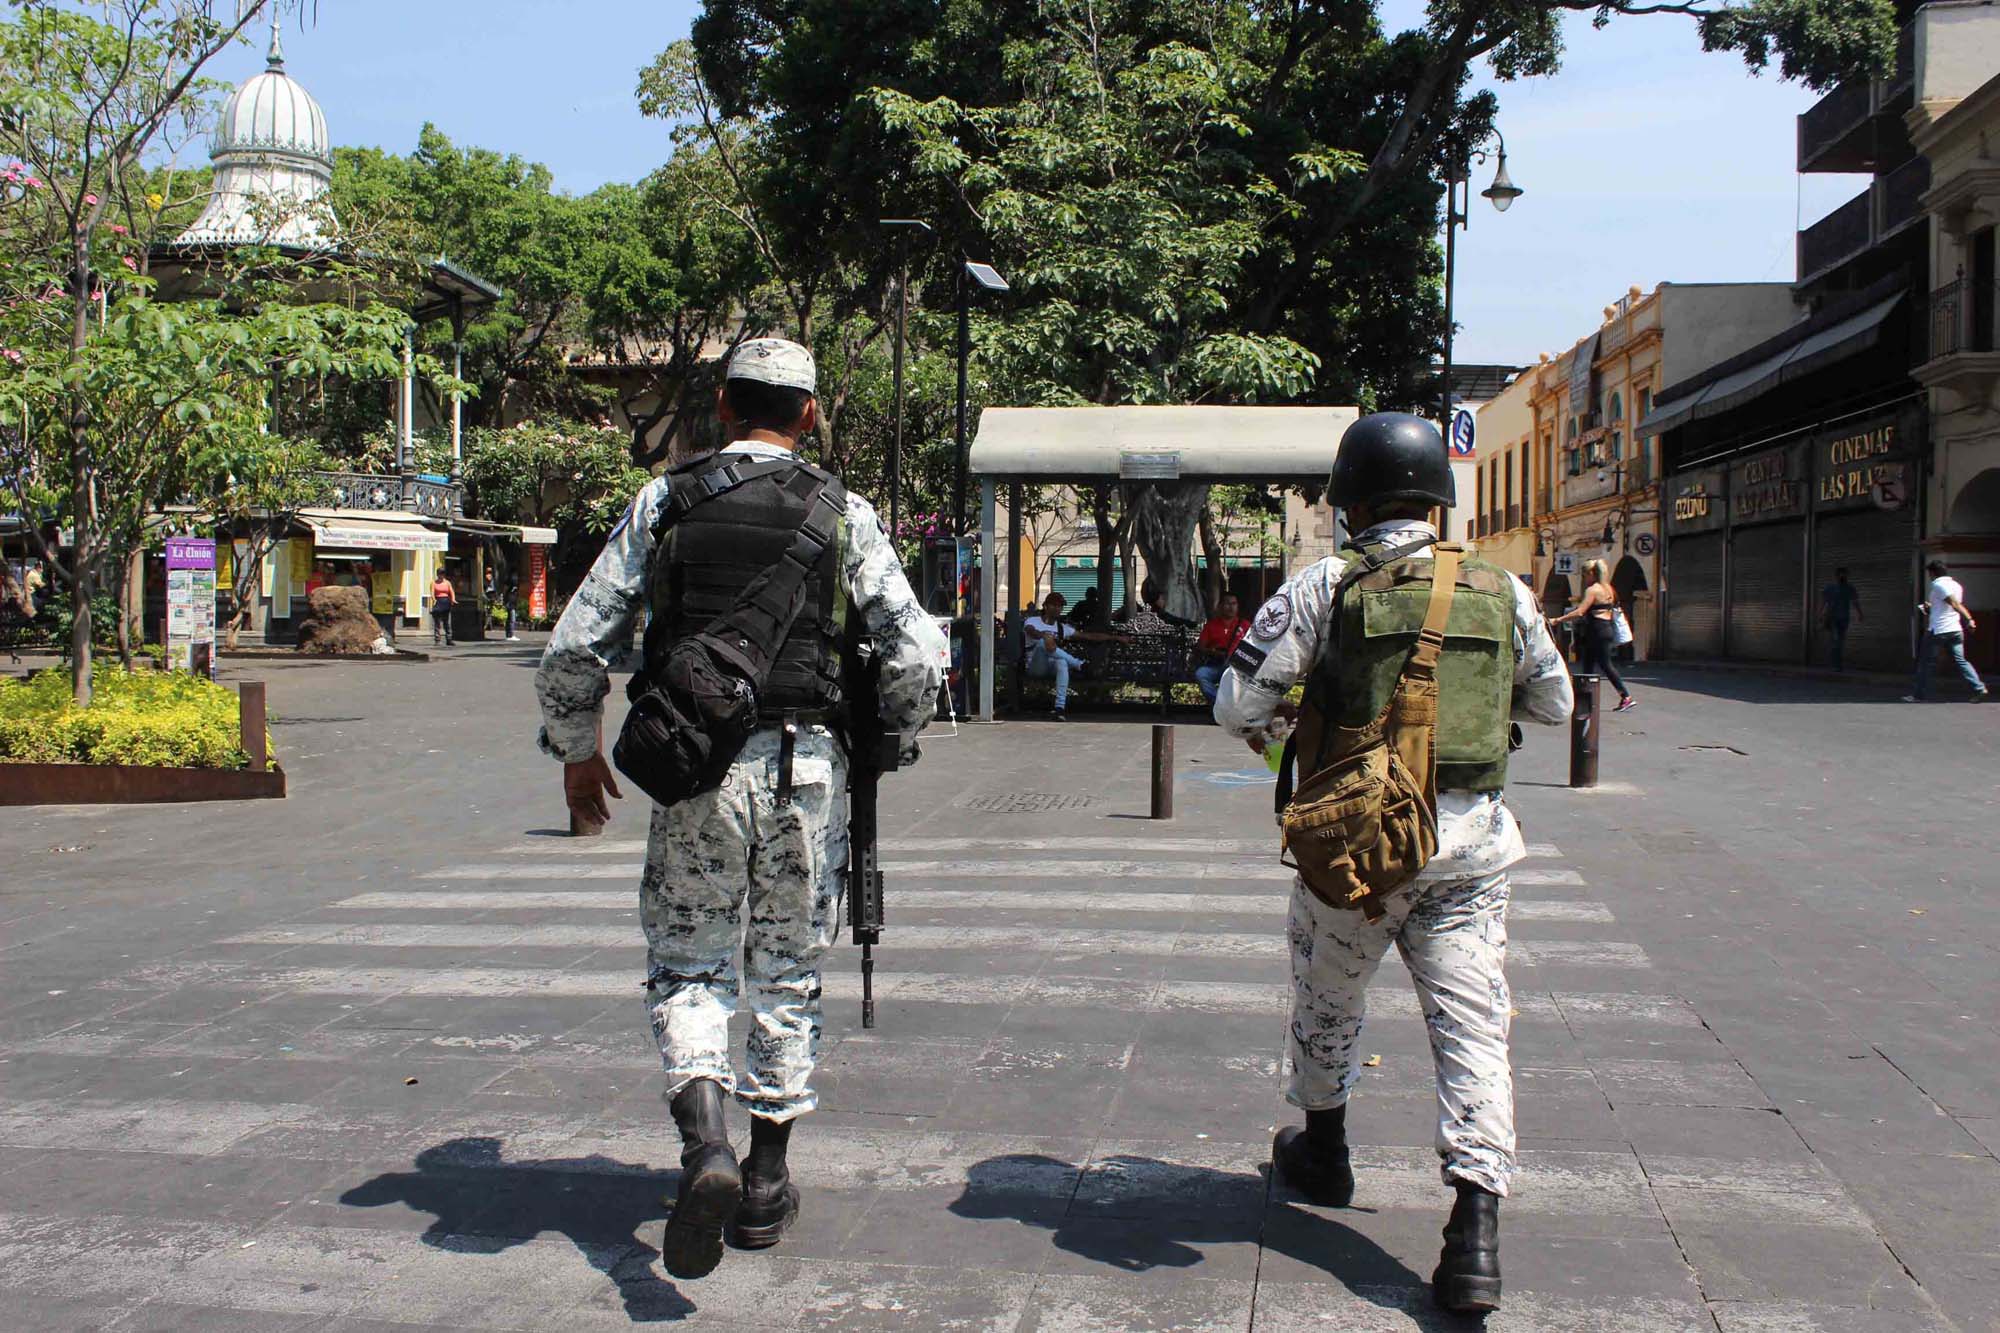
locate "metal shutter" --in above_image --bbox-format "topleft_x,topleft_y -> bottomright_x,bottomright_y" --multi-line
1666,532 -> 1724,659
1728,521 -> 1806,661
1052,562 -> 1125,607
1811,509 -> 1917,672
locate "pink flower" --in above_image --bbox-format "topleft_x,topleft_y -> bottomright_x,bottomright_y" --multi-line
121,256 -> 136,271
84,193 -> 98,206
108,224 -> 127,236
25,176 -> 42,188
2,348 -> 22,363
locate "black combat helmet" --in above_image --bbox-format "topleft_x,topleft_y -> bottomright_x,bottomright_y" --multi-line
1328,412 -> 1456,510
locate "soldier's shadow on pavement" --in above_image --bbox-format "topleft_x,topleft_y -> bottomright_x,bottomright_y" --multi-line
340,1136 -> 694,1323
953,1155 -> 1467,1323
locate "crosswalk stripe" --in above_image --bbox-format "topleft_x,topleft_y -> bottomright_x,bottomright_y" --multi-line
114,952 -> 1652,1010
413,861 -> 1586,886
226,902 -> 1613,953
491,838 -> 1568,859
0,1125 -> 1720,1225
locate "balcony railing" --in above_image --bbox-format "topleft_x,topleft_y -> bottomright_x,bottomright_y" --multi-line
1929,277 -> 2000,361
1798,190 -> 1872,283
318,471 -> 464,518
1877,156 -> 1930,238
1798,78 -> 1871,169
1797,21 -> 1917,172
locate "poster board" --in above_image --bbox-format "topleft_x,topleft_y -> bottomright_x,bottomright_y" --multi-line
164,536 -> 217,677
527,544 -> 549,620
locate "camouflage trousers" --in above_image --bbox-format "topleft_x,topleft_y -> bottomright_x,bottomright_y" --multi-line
1284,871 -> 1515,1196
641,725 -> 849,1122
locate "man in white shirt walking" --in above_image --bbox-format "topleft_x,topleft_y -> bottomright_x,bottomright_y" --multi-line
1908,559 -> 1987,702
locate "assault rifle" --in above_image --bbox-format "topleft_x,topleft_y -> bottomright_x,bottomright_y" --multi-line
845,646 -> 902,1029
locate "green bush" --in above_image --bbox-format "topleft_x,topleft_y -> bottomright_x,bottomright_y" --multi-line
0,667 -> 269,769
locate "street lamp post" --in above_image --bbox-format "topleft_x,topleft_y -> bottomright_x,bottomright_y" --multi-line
952,260 -> 1010,536
1440,130 -> 1523,431
879,219 -> 933,546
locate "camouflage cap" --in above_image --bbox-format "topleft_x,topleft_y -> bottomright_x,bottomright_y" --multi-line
726,337 -> 816,394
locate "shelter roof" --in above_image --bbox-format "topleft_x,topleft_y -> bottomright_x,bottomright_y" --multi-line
969,405 -> 1356,483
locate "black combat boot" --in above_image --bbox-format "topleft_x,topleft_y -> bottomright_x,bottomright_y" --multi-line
1431,1181 -> 1503,1314
1271,1105 -> 1355,1207
730,1114 -> 800,1249
660,1079 -> 741,1280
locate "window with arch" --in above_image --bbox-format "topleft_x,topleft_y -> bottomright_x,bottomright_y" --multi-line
1607,390 -> 1623,422
1567,417 -> 1578,441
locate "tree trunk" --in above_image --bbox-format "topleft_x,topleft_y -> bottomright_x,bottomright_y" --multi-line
115,550 -> 136,672
1132,483 -> 1211,622
1091,487 -> 1117,628
1198,506 -> 1225,612
70,563 -> 94,706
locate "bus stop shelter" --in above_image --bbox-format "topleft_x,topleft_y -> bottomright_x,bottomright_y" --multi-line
969,404 -> 1357,720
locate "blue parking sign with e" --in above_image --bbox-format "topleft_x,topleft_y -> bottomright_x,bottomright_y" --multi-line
1450,409 -> 1476,456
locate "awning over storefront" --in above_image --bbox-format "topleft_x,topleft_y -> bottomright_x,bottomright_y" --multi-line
298,509 -> 448,553
448,517 -> 559,546
970,405 -> 1359,483
1639,292 -> 1904,438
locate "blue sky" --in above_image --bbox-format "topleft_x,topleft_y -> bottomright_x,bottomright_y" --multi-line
208,0 -> 1863,367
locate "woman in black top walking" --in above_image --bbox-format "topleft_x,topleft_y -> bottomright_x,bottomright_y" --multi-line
1553,558 -> 1635,712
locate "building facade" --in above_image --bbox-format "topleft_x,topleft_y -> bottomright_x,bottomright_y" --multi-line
1912,20 -> 2000,669
1475,283 -> 1797,657
1642,1 -> 2000,673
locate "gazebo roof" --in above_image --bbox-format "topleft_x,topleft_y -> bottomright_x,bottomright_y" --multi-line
970,405 -> 1357,484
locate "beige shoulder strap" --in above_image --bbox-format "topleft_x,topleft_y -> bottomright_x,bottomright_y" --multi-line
1405,543 -> 1460,679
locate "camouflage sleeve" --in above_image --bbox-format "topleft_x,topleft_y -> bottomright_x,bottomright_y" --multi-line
534,476 -> 669,762
1509,573 -> 1574,726
1213,555 -> 1342,741
841,492 -> 947,747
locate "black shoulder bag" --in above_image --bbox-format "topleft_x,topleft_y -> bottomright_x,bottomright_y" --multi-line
612,462 -> 842,807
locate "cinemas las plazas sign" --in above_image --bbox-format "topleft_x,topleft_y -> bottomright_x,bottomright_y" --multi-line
1662,406 -> 1919,669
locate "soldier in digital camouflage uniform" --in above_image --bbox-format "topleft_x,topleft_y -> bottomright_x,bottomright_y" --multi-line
535,337 -> 946,1281
1215,412 -> 1572,1315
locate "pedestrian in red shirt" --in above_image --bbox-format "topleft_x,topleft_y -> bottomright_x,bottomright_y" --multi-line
1193,593 -> 1250,700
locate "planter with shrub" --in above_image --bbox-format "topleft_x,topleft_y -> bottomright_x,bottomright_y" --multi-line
0,667 -> 284,803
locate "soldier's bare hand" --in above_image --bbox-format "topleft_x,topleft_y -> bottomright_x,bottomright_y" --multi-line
564,754 -> 623,824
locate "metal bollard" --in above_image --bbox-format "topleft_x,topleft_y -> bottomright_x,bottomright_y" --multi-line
238,682 -> 267,773
1150,723 -> 1174,820
1569,672 -> 1599,789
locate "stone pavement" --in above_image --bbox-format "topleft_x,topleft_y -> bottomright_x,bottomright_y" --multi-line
0,644 -> 1994,1331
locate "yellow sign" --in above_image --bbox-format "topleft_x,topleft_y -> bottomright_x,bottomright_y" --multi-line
291,539 -> 314,583
371,571 -> 394,614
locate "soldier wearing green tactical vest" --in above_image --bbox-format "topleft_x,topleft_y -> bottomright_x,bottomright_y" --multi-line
1215,412 -> 1573,1316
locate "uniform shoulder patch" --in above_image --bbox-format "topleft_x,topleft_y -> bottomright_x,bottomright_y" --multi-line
1227,640 -> 1268,674
1251,591 -> 1292,640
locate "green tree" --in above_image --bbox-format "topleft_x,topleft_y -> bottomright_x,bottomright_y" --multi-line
695,0 -> 1894,615
454,420 -> 651,593
0,1 -> 440,701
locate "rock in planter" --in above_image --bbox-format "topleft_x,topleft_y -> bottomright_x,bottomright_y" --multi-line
296,586 -> 392,654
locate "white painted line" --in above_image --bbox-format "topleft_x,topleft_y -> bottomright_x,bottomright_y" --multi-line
1513,901 -> 1615,923
1512,941 -> 1651,968
491,837 -> 1566,859
337,891 -> 634,910
231,913 -> 1608,952
418,858 -> 1302,882
414,861 -> 1584,887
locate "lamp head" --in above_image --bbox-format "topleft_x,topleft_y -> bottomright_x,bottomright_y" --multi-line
1481,151 -> 1523,213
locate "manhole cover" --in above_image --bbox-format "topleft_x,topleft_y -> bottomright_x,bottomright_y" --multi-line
955,790 -> 1100,814
1678,744 -> 1747,755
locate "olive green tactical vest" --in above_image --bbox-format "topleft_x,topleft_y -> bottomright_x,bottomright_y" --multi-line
1323,548 -> 1516,791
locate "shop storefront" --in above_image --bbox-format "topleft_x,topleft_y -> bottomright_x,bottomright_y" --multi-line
1662,405 -> 1922,668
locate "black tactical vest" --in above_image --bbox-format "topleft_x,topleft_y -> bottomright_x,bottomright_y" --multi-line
644,453 -> 847,720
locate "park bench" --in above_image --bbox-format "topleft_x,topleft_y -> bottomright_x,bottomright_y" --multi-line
1013,623 -> 1195,715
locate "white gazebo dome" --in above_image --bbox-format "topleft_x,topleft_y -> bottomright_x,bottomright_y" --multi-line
178,26 -> 337,248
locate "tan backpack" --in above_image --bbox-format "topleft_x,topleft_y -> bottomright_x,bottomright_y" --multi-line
1279,543 -> 1461,920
